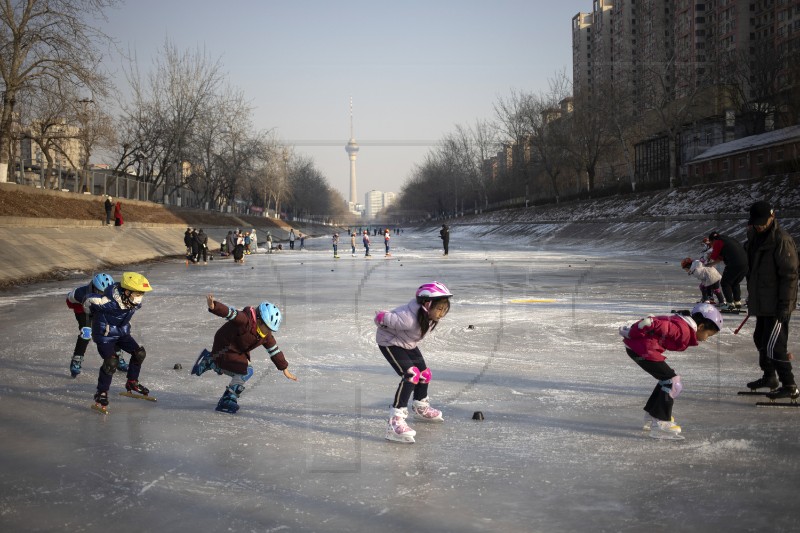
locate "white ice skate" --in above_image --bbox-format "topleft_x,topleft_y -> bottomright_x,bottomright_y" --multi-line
642,414 -> 679,432
648,419 -> 684,440
412,397 -> 444,422
385,407 -> 416,444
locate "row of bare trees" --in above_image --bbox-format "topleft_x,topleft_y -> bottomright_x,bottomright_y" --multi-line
391,39 -> 800,220
0,0 -> 347,220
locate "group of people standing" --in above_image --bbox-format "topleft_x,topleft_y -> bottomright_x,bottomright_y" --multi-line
183,228 -> 210,264
629,199 -> 798,439
223,229 -> 257,263
104,196 -> 123,226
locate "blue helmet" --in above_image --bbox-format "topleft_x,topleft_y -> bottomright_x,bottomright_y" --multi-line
92,273 -> 115,292
257,302 -> 282,332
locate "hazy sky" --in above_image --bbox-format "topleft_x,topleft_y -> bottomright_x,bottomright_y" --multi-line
103,0 -> 589,202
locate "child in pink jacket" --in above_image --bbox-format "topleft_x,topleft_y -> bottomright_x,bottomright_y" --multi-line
620,303 -> 722,439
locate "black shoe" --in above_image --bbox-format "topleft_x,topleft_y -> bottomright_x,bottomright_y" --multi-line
766,385 -> 800,401
126,380 -> 150,395
94,391 -> 109,406
746,376 -> 779,391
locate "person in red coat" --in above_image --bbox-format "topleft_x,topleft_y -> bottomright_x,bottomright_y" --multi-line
113,201 -> 124,226
620,303 -> 722,439
191,293 -> 297,413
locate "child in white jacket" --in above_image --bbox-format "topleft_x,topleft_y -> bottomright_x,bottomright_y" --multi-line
374,281 -> 452,443
681,257 -> 724,305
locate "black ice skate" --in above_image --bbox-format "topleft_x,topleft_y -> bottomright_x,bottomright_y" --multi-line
119,380 -> 157,402
92,391 -> 109,415
738,375 -> 779,396
757,385 -> 800,408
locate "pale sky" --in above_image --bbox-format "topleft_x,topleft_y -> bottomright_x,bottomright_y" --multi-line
102,0 -> 589,202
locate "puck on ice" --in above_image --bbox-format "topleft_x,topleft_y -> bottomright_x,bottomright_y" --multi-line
472,411 -> 484,421
173,363 -> 182,370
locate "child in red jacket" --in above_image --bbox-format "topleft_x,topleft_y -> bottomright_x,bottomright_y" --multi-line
620,303 -> 722,439
191,294 -> 297,413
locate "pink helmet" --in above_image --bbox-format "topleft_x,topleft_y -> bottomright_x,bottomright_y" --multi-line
416,281 -> 452,303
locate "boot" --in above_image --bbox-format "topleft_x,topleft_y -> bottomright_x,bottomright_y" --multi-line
745,375 -> 779,391
766,384 -> 800,401
70,354 -> 83,377
386,407 -> 416,443
412,397 -> 444,422
191,349 -> 219,376
216,385 -> 244,414
94,390 -> 109,407
125,379 -> 150,396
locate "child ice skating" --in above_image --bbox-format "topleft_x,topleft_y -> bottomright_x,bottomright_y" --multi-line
384,229 -> 391,256
681,257 -> 724,305
191,294 -> 297,413
84,272 -> 154,413
351,232 -> 357,256
332,233 -> 340,258
375,281 -> 452,443
620,303 -> 722,439
362,230 -> 371,257
65,273 -> 128,376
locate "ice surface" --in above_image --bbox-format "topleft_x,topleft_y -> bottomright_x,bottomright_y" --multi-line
1,230 -> 799,532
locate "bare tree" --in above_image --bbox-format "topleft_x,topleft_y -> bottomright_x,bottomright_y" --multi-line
0,0 -> 116,181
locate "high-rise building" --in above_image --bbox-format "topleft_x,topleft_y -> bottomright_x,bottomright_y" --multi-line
364,190 -> 383,219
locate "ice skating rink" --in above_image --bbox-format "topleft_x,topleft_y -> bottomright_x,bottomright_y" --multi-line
1,230 -> 799,532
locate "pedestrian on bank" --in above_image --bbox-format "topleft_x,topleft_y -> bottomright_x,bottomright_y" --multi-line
114,201 -> 124,226
104,196 -> 113,225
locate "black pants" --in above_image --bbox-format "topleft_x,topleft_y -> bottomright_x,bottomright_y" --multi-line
442,239 -> 449,255
701,281 -> 722,303
73,312 -> 91,356
721,264 -> 746,303
380,345 -> 429,409
753,315 -> 794,386
626,348 -> 677,421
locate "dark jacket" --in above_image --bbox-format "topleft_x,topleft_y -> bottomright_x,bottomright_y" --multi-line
709,234 -> 748,269
746,220 -> 798,317
209,301 -> 288,374
440,226 -> 450,242
196,230 -> 208,247
184,230 -> 192,247
85,284 -> 141,343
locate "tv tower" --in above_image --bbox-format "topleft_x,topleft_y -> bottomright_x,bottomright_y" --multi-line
345,97 -> 359,205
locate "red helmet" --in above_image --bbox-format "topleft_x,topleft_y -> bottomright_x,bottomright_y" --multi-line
681,257 -> 693,269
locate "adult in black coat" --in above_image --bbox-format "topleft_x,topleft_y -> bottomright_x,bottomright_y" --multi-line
744,201 -> 799,399
706,230 -> 748,308
439,224 -> 450,256
196,229 -> 209,264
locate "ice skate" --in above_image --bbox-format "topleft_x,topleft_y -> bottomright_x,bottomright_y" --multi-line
92,391 -> 109,414
117,354 -> 129,372
648,419 -> 684,440
119,380 -> 157,402
412,397 -> 444,422
642,414 -> 677,431
385,407 -> 416,443
216,385 -> 243,414
765,385 -> 800,402
191,349 -> 220,376
745,375 -> 779,391
70,355 -> 83,377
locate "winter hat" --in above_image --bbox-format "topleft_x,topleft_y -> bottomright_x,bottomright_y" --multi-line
748,201 -> 773,226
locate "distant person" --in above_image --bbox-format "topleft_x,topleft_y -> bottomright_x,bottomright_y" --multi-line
439,224 -> 450,256
266,231 -> 273,254
225,230 -> 235,256
299,232 -> 305,250
619,303 -> 722,440
233,232 -> 245,263
374,281 -> 453,443
705,230 -> 747,310
184,228 -> 193,259
743,201 -> 799,400
196,228 -> 209,265
189,228 -> 199,263
113,201 -> 123,226
384,228 -> 391,256
332,233 -> 340,258
350,232 -> 357,256
681,257 -> 723,305
289,229 -> 296,250
191,294 -> 297,413
249,228 -> 257,254
362,230 -> 371,257
104,196 -> 113,225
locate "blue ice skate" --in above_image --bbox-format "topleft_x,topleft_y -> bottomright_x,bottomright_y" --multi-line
191,349 -> 220,376
215,385 -> 244,414
70,355 -> 83,377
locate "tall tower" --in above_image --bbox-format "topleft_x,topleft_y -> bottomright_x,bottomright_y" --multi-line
345,97 -> 359,205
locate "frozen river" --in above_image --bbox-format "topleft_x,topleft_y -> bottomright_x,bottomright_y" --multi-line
1,230 -> 798,532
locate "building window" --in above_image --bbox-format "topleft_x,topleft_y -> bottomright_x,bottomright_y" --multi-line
776,149 -> 784,161
757,153 -> 764,165
722,159 -> 729,171
739,157 -> 745,168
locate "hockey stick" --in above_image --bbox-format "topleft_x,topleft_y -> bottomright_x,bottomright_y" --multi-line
733,313 -> 750,335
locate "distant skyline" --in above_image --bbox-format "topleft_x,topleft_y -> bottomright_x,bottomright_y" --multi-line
102,0 -> 589,200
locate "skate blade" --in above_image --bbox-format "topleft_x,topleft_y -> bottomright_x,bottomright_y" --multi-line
385,434 -> 415,444
648,431 -> 685,440
412,415 -> 444,423
91,403 -> 109,415
756,401 -> 800,408
737,390 -> 773,396
119,391 -> 157,402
